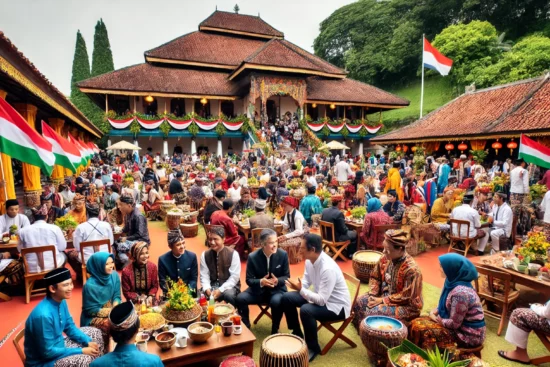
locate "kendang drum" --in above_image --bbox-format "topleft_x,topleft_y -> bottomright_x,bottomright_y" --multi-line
166,212 -> 182,230
360,316 -> 408,366
180,223 -> 199,238
352,250 -> 382,283
260,333 -> 309,367
220,355 -> 256,367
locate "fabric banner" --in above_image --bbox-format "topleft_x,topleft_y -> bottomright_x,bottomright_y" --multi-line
346,124 -> 362,133
306,121 -> 325,132
326,122 -> 345,133
194,119 -> 218,131
108,117 -> 134,129
136,117 -> 164,130
365,125 -> 382,134
166,118 -> 193,130
222,120 -> 243,131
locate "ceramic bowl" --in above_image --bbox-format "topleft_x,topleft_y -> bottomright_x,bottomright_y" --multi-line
187,322 -> 214,343
155,331 -> 176,350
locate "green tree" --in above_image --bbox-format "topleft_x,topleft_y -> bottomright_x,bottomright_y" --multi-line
91,19 -> 114,77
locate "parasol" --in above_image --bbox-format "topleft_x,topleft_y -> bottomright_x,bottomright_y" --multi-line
320,141 -> 350,150
106,140 -> 141,151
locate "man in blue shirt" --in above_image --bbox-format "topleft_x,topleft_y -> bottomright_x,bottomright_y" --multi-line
91,301 -> 163,367
25,268 -> 103,367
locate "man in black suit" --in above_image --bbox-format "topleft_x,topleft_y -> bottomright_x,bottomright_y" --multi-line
320,194 -> 357,258
236,228 -> 290,332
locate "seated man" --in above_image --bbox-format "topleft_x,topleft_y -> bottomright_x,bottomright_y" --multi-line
450,193 -> 485,255
200,226 -> 241,307
353,229 -> 423,328
477,192 -> 513,254
0,198 -> 30,234
19,205 -> 67,272
211,199 -> 246,260
236,229 -> 290,331
282,234 -> 351,362
430,188 -> 455,232
25,268 -> 104,366
158,229 -> 198,295
277,196 -> 307,250
204,190 -> 225,225
114,195 -> 150,270
383,190 -> 406,223
37,192 -> 65,224
233,188 -> 255,214
320,194 -> 357,258
90,301 -> 163,366
249,199 -> 274,231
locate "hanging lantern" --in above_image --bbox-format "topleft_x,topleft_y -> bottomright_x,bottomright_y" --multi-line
200,98 -> 208,105
403,145 -> 409,153
445,143 -> 454,153
330,104 -> 336,110
411,146 -> 417,153
458,142 -> 468,153
491,140 -> 502,154
507,139 -> 518,155
312,103 -> 317,108
395,145 -> 402,152
144,95 -> 154,103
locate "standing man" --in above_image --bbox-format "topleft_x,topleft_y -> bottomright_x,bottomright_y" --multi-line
321,194 -> 357,258
281,234 -> 351,362
510,159 -> 529,207
334,158 -> 353,184
0,199 -> 30,234
236,229 -> 290,332
25,268 -> 103,366
115,195 -> 150,269
477,192 -> 513,254
437,158 -> 451,194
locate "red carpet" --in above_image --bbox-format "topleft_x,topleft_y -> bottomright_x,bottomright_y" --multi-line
0,221 -> 447,365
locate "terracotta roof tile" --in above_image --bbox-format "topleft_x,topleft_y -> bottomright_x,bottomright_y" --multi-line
241,40 -> 346,76
145,32 -> 266,66
199,11 -> 283,38
307,77 -> 409,106
372,77 -> 543,142
78,63 -> 238,96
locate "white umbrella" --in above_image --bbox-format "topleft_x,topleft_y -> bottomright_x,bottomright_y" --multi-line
320,140 -> 350,150
106,140 -> 141,151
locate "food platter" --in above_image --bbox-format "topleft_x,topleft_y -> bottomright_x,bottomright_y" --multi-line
365,316 -> 403,332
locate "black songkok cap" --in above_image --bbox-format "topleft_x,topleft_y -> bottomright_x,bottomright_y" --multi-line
5,199 -> 19,208
44,268 -> 71,286
215,190 -> 227,199
223,198 -> 234,210
109,301 -> 138,331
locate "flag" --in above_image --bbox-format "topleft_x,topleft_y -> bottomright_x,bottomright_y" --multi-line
68,135 -> 89,167
519,134 -> 550,169
0,98 -> 55,175
423,38 -> 453,76
41,121 -> 82,173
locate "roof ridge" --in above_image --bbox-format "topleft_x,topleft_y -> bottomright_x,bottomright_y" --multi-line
144,31 -> 198,56
243,38 -> 279,62
198,10 -> 284,38
280,40 -> 346,74
345,78 -> 409,104
470,74 -> 546,94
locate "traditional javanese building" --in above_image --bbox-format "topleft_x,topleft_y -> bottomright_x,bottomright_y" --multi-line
79,10 -> 408,156
0,31 -> 102,211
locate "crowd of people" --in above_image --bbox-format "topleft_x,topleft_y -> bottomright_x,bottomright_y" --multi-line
1,146 -> 550,366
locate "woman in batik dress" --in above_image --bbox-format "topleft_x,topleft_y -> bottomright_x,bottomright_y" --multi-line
121,242 -> 159,306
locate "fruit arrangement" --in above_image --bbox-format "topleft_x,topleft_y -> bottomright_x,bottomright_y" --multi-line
162,279 -> 202,323
287,179 -> 304,190
351,206 -> 366,219
247,177 -> 259,187
518,232 -> 550,260
242,208 -> 256,218
54,214 -> 78,232
530,184 -> 548,201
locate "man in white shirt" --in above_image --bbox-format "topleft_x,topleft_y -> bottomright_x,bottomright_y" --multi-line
227,181 -> 242,203
0,199 -> 30,234
334,159 -> 353,183
19,205 -> 67,273
306,171 -> 317,189
450,194 -> 485,255
477,192 -> 513,254
509,159 -> 529,207
282,234 -> 351,362
541,190 -> 550,230
71,203 -> 113,265
503,158 -> 511,174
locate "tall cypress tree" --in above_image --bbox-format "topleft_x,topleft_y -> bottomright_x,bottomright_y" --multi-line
91,19 -> 115,77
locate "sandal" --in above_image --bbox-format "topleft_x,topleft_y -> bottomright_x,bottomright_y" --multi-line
498,350 -> 530,365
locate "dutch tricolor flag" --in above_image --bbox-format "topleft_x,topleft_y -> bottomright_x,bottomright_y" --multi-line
423,37 -> 453,76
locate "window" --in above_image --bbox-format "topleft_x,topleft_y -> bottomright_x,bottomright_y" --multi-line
308,103 -> 319,120
109,95 -> 130,115
221,101 -> 234,117
194,99 -> 210,118
143,97 -> 158,116
170,98 -> 186,117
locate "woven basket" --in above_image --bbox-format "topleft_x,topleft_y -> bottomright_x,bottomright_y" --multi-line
411,223 -> 441,247
352,250 -> 382,282
162,303 -> 202,324
180,223 -> 199,238
406,238 -> 420,257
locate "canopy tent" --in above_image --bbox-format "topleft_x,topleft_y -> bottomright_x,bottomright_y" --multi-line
106,140 -> 141,151
320,141 -> 350,150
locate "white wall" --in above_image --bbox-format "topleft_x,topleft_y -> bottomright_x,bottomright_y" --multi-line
109,137 -> 246,156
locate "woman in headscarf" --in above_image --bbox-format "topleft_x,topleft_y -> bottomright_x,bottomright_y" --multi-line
68,194 -> 87,224
121,242 -> 159,306
410,253 -> 485,350
81,252 -> 121,345
360,198 -> 393,249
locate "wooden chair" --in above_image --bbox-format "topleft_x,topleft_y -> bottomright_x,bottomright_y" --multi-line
531,331 -> 550,365
317,272 -> 360,355
13,328 -> 25,364
21,245 -> 58,304
371,223 -> 400,250
0,274 -> 11,302
253,303 -> 273,325
474,264 -> 519,336
80,239 -> 112,284
320,221 -> 350,261
448,219 -> 483,257
251,228 -> 264,249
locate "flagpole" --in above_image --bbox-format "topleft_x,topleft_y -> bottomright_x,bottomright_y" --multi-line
0,153 -> 9,201
420,34 -> 425,119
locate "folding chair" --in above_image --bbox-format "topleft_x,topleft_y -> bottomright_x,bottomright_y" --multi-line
448,219 -> 484,257
80,239 -> 112,284
13,328 -> 25,364
21,245 -> 58,304
320,221 -> 350,261
474,264 -> 519,336
253,303 -> 273,325
317,272 -> 360,355
531,331 -> 550,365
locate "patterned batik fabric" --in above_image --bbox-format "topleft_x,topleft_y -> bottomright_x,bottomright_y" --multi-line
54,327 -> 104,367
90,301 -> 114,347
410,317 -> 457,350
510,308 -> 550,334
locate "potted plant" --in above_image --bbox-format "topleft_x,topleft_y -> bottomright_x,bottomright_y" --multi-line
242,208 -> 256,219
54,214 -> 78,239
351,207 -> 366,222
161,279 -> 202,325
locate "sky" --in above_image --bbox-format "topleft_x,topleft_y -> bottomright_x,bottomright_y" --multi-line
0,0 -> 355,95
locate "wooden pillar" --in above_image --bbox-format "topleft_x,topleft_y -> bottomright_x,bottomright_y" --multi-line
0,90 -> 15,214
48,118 -> 66,183
14,103 -> 41,208
105,94 -> 109,113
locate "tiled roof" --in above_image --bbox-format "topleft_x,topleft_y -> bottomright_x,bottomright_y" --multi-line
78,63 -> 239,96
145,32 -> 266,67
0,31 -> 102,137
199,11 -> 284,38
243,39 -> 346,76
307,77 -> 409,106
371,77 -> 545,142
